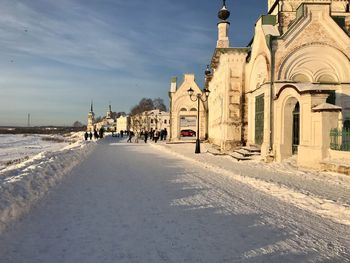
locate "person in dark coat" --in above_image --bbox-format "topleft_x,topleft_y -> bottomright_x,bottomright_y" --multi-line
150,128 -> 154,141
84,132 -> 88,141
120,130 -> 124,138
127,131 -> 134,143
154,129 -> 160,143
94,129 -> 99,139
163,128 -> 168,141
99,127 -> 105,139
89,131 -> 93,140
144,130 -> 149,143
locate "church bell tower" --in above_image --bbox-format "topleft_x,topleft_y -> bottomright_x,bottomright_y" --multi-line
217,0 -> 231,48
106,102 -> 112,119
87,100 -> 95,132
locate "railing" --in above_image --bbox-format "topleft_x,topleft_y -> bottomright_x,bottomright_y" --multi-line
330,128 -> 350,152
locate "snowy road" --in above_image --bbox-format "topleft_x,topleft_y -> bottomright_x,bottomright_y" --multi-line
0,136 -> 349,262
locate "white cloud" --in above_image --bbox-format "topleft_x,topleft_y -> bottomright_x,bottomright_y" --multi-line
0,0 -> 218,125
0,0 -> 146,71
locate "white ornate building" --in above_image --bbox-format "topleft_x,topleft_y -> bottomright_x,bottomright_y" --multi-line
116,115 -> 130,132
87,103 -> 117,132
130,109 -> 170,133
169,74 -> 208,141
171,0 -> 350,169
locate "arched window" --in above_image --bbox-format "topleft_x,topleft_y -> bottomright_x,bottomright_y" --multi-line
292,73 -> 311,83
180,108 -> 187,112
190,108 -> 197,111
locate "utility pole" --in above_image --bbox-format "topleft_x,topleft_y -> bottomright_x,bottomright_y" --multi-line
27,113 -> 31,127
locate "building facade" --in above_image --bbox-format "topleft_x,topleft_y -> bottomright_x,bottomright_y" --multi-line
130,109 -> 170,133
87,103 -> 117,132
116,115 -> 130,132
169,74 -> 208,141
172,0 -> 350,169
211,0 -> 350,168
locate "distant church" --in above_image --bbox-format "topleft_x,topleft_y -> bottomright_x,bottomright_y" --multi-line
170,0 -> 350,169
87,101 -> 95,132
87,102 -> 117,132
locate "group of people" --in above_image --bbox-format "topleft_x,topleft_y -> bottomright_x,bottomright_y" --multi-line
84,127 -> 168,144
126,128 -> 168,144
84,127 -> 105,141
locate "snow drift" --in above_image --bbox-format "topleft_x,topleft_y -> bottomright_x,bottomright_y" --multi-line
0,138 -> 96,233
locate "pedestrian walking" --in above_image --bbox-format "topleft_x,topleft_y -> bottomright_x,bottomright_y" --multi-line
150,128 -> 154,141
154,129 -> 160,143
163,128 -> 168,141
127,131 -> 134,143
134,131 -> 139,143
94,129 -> 99,139
84,132 -> 88,141
144,130 -> 149,143
120,130 -> 124,138
89,132 -> 93,140
99,127 -> 105,139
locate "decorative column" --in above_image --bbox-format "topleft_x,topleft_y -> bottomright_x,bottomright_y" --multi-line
298,102 -> 342,169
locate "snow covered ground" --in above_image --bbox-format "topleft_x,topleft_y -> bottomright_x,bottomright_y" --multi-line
0,132 -> 96,233
0,137 -> 349,262
0,133 -> 81,170
150,142 -> 350,226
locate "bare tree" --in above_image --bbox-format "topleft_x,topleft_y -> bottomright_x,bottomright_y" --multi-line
73,121 -> 83,127
153,97 -> 167,111
130,98 -> 154,116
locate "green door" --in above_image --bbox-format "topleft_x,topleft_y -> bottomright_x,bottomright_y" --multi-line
255,94 -> 264,145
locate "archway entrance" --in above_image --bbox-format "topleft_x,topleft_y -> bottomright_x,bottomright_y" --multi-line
292,102 -> 300,154
279,96 -> 299,160
179,115 -> 197,140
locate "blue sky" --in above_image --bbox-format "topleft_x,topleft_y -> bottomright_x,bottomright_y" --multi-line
0,0 -> 266,126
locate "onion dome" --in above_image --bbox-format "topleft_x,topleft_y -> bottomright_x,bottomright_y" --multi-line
205,65 -> 212,76
218,0 -> 230,21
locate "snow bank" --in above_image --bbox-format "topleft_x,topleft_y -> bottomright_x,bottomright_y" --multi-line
0,135 -> 96,233
0,133 -> 80,170
150,143 -> 350,226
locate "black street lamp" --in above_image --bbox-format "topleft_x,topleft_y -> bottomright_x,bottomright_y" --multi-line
187,87 -> 210,153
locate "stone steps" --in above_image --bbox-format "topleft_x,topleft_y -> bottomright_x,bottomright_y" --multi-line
229,152 -> 252,161
230,146 -> 261,161
320,160 -> 350,175
233,149 -> 260,157
242,146 -> 261,153
206,144 -> 261,161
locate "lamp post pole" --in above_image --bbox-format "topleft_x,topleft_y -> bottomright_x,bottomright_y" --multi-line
196,97 -> 201,153
187,87 -> 210,154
